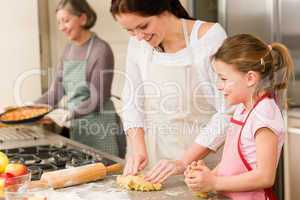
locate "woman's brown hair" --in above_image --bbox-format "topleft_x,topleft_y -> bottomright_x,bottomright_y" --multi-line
110,0 -> 193,19
213,34 -> 294,108
56,0 -> 97,29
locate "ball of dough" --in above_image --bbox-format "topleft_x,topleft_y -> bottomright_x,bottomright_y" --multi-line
116,175 -> 162,192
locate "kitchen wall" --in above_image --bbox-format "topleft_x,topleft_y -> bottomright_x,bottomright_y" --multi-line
0,0 -> 41,108
0,0 -> 189,110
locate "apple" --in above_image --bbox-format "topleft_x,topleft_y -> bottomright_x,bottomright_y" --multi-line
0,152 -> 9,173
0,172 -> 15,186
5,163 -> 28,177
0,179 -> 5,190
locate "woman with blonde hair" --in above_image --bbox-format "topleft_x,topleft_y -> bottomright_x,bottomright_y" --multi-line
185,33 -> 293,200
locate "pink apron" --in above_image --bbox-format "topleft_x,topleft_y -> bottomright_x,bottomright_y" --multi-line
218,94 -> 277,200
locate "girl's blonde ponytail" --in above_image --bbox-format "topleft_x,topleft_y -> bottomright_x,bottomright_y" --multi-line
270,42 -> 294,91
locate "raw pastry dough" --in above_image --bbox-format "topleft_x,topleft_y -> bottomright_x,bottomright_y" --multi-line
116,175 -> 162,191
195,191 -> 208,199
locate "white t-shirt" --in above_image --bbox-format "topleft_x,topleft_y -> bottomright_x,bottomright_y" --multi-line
121,20 -> 230,151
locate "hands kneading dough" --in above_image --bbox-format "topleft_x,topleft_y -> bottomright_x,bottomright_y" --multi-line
116,175 -> 162,191
185,163 -> 209,199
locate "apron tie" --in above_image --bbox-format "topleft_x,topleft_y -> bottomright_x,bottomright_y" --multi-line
237,93 -> 278,200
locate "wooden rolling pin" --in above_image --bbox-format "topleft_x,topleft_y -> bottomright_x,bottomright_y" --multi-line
31,163 -> 122,189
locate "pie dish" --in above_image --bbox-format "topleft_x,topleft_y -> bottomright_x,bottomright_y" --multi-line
0,104 -> 52,124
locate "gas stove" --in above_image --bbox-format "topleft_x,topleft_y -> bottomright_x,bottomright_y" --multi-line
4,145 -> 117,180
0,125 -> 123,180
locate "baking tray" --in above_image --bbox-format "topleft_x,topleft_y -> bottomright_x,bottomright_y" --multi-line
0,104 -> 52,124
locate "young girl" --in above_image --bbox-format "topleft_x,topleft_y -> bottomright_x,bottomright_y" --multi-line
184,34 -> 293,200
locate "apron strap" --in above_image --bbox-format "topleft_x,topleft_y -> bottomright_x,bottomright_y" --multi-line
85,34 -> 95,60
230,117 -> 244,126
67,33 -> 95,60
236,93 -> 278,200
181,18 -> 190,47
264,188 -> 278,200
181,18 -> 194,63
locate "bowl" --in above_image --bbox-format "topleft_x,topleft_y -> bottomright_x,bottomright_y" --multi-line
4,179 -> 52,200
0,173 -> 31,199
24,181 -> 52,200
7,173 -> 31,185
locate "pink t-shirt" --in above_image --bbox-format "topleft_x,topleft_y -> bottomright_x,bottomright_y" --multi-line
232,98 -> 285,169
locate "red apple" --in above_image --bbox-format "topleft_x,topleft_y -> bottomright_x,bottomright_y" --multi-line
0,172 -> 15,186
5,163 -> 28,177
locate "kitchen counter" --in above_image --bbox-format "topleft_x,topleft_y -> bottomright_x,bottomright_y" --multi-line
47,175 -> 230,200
0,126 -> 229,200
0,173 -> 230,200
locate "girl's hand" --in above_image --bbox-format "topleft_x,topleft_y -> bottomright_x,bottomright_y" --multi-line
189,160 -> 206,171
184,164 -> 216,193
184,160 -> 206,176
123,153 -> 148,176
144,160 -> 186,184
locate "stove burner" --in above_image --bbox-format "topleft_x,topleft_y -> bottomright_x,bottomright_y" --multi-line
3,145 -> 116,180
51,148 -> 94,167
52,149 -> 92,160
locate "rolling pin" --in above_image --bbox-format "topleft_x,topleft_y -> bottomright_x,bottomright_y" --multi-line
30,163 -> 122,189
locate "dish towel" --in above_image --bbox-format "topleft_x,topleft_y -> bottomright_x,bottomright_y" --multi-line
46,109 -> 71,128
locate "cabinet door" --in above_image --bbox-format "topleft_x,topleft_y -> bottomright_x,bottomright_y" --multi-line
0,0 -> 41,106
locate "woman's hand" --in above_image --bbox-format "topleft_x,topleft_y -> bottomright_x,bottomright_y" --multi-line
184,162 -> 216,193
123,153 -> 148,176
38,117 -> 54,125
123,128 -> 148,176
144,160 -> 186,184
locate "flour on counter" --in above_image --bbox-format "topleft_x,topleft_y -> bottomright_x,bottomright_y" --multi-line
164,189 -> 185,196
47,180 -> 131,200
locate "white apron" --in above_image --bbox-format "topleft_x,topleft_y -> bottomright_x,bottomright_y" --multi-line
143,19 -> 217,168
